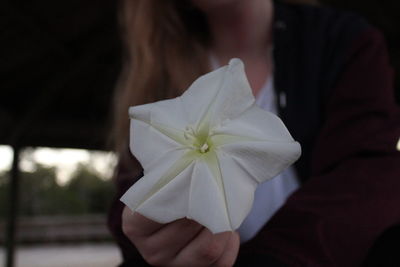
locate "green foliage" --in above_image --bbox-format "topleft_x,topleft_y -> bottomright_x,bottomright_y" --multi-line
0,163 -> 115,218
65,164 -> 115,214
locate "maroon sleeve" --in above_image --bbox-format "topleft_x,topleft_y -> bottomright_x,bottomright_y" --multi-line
107,146 -> 149,265
240,28 -> 400,266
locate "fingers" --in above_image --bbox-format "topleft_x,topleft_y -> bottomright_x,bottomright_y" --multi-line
212,231 -> 240,267
122,206 -> 240,267
122,207 -> 206,266
122,207 -> 164,239
172,228 -> 233,267
143,218 -> 204,264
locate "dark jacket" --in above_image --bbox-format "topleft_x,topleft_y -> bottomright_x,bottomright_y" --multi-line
108,1 -> 400,266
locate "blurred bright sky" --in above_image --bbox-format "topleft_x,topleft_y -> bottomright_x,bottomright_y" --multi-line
0,145 -> 117,185
0,145 -> 12,170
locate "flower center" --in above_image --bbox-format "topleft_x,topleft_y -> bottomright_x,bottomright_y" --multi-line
184,126 -> 211,154
199,143 -> 209,153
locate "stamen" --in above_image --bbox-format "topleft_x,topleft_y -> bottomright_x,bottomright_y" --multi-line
184,125 -> 196,141
184,131 -> 190,140
185,126 -> 195,134
200,143 -> 209,153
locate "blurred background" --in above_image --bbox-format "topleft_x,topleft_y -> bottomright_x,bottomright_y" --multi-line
0,0 -> 399,266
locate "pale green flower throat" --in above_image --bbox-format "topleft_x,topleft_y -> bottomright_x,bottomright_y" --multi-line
183,126 -> 213,154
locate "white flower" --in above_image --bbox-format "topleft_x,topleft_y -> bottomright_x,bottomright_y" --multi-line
121,58 -> 301,233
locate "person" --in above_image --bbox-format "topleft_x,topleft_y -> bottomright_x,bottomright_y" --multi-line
108,0 -> 400,266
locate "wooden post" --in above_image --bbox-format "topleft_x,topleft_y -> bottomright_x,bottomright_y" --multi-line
5,146 -> 21,267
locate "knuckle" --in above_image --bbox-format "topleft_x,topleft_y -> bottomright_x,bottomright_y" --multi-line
140,240 -> 158,256
121,221 -> 139,238
121,207 -> 143,238
143,254 -> 164,266
198,240 -> 223,263
140,242 -> 164,266
121,222 -> 133,236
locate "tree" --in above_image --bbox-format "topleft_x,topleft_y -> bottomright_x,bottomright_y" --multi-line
0,162 -> 115,217
66,164 -> 115,214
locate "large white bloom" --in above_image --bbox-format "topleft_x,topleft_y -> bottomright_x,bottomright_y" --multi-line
121,58 -> 301,233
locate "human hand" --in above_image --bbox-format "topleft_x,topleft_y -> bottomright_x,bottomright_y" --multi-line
122,206 -> 240,267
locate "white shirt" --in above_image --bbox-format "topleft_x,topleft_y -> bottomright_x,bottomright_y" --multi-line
210,56 -> 300,242
238,76 -> 300,242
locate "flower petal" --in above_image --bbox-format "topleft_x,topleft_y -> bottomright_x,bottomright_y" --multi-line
130,97 -> 189,131
120,149 -> 195,223
216,151 -> 258,230
129,99 -> 191,171
135,163 -> 195,223
219,141 -> 301,183
188,160 -> 231,233
180,58 -> 255,133
129,119 -> 180,172
207,58 -> 256,128
212,104 -> 295,142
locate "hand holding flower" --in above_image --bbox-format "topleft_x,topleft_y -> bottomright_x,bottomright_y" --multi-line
122,208 -> 240,266
121,58 -> 301,233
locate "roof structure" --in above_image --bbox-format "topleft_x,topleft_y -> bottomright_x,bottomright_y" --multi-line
1,0 -> 121,150
1,0 -> 399,151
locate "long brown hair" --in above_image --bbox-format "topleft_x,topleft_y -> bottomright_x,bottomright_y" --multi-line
113,0 -> 318,152
113,0 -> 212,152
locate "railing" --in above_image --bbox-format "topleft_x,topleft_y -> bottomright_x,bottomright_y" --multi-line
0,214 -> 112,244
